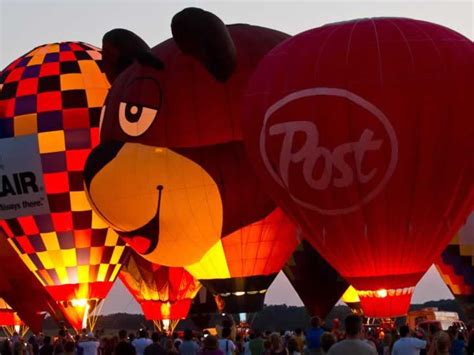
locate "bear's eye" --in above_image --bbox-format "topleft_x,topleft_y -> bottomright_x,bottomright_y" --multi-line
119,102 -> 157,137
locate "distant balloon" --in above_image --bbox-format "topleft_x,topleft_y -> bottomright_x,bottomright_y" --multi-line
186,208 -> 298,314
0,42 -> 128,331
436,212 -> 474,319
242,18 -> 473,317
283,240 -> 348,318
341,286 -> 363,316
0,298 -> 26,337
120,250 -> 201,332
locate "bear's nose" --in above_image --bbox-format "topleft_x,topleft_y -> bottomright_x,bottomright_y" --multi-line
84,140 -> 125,190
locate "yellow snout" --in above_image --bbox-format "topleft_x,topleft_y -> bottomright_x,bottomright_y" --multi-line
87,143 -> 223,267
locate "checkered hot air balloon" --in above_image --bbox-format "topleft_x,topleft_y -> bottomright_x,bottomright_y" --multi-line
119,250 -> 201,333
0,42 -> 128,331
436,212 -> 474,319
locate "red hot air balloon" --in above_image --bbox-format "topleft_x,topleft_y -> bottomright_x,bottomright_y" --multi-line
119,250 -> 201,332
242,18 -> 473,317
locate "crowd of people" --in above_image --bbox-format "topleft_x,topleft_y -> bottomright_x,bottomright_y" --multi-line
1,315 -> 474,355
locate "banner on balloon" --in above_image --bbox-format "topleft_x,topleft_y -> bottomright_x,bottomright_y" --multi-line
0,135 -> 50,218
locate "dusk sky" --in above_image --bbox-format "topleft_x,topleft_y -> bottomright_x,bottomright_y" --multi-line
1,0 -> 471,314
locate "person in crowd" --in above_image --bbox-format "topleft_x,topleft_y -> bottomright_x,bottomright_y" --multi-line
249,331 -> 264,355
243,334 -> 253,355
53,329 -> 67,355
447,327 -> 464,355
2,339 -> 13,355
327,315 -> 377,355
115,330 -> 136,355
263,340 -> 271,355
269,333 -> 286,355
39,337 -> 53,355
101,337 -> 115,355
319,333 -> 336,355
179,329 -> 199,355
428,331 -> 450,355
11,333 -> 20,347
467,325 -> 474,355
292,329 -> 304,354
306,317 -> 324,354
218,328 -> 235,355
234,335 -> 243,355
286,338 -> 300,355
172,334 -> 182,352
63,341 -> 75,355
28,336 -> 39,355
391,325 -> 427,355
381,333 -> 392,355
143,332 -> 166,355
330,320 -> 343,342
12,340 -> 25,355
77,333 -> 100,355
198,336 -> 223,355
132,330 -> 153,355
164,339 -> 177,355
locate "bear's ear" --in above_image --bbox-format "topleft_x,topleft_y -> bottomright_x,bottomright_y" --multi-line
171,8 -> 237,82
102,29 -> 162,83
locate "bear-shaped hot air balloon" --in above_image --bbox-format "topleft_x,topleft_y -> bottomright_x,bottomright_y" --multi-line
83,8 -> 298,312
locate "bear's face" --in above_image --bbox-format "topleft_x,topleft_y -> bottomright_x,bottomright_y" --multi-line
84,8 -> 287,267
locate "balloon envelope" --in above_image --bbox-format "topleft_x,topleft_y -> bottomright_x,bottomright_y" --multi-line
119,250 -> 201,322
436,212 -> 474,319
0,42 -> 127,330
283,240 -> 348,317
83,11 -> 296,314
0,230 -> 61,332
242,18 -> 473,317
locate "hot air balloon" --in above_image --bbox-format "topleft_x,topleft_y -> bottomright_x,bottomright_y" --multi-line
0,230 -> 62,333
242,18 -> 473,317
0,299 -> 27,337
283,240 -> 348,318
82,8 -> 294,283
341,286 -> 363,316
0,42 -> 128,331
119,250 -> 201,332
436,212 -> 474,319
186,207 -> 298,314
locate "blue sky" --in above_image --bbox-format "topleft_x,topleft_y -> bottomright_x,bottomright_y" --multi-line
1,0 -> 471,313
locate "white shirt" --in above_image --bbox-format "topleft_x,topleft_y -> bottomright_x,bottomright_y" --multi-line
132,338 -> 153,355
391,337 -> 427,355
327,339 -> 377,355
218,339 -> 236,355
78,341 -> 100,355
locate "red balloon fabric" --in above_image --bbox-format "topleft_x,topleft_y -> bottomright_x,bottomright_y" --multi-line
242,18 -> 473,317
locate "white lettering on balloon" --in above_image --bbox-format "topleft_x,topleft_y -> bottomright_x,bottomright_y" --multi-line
259,88 -> 398,216
269,121 -> 383,190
